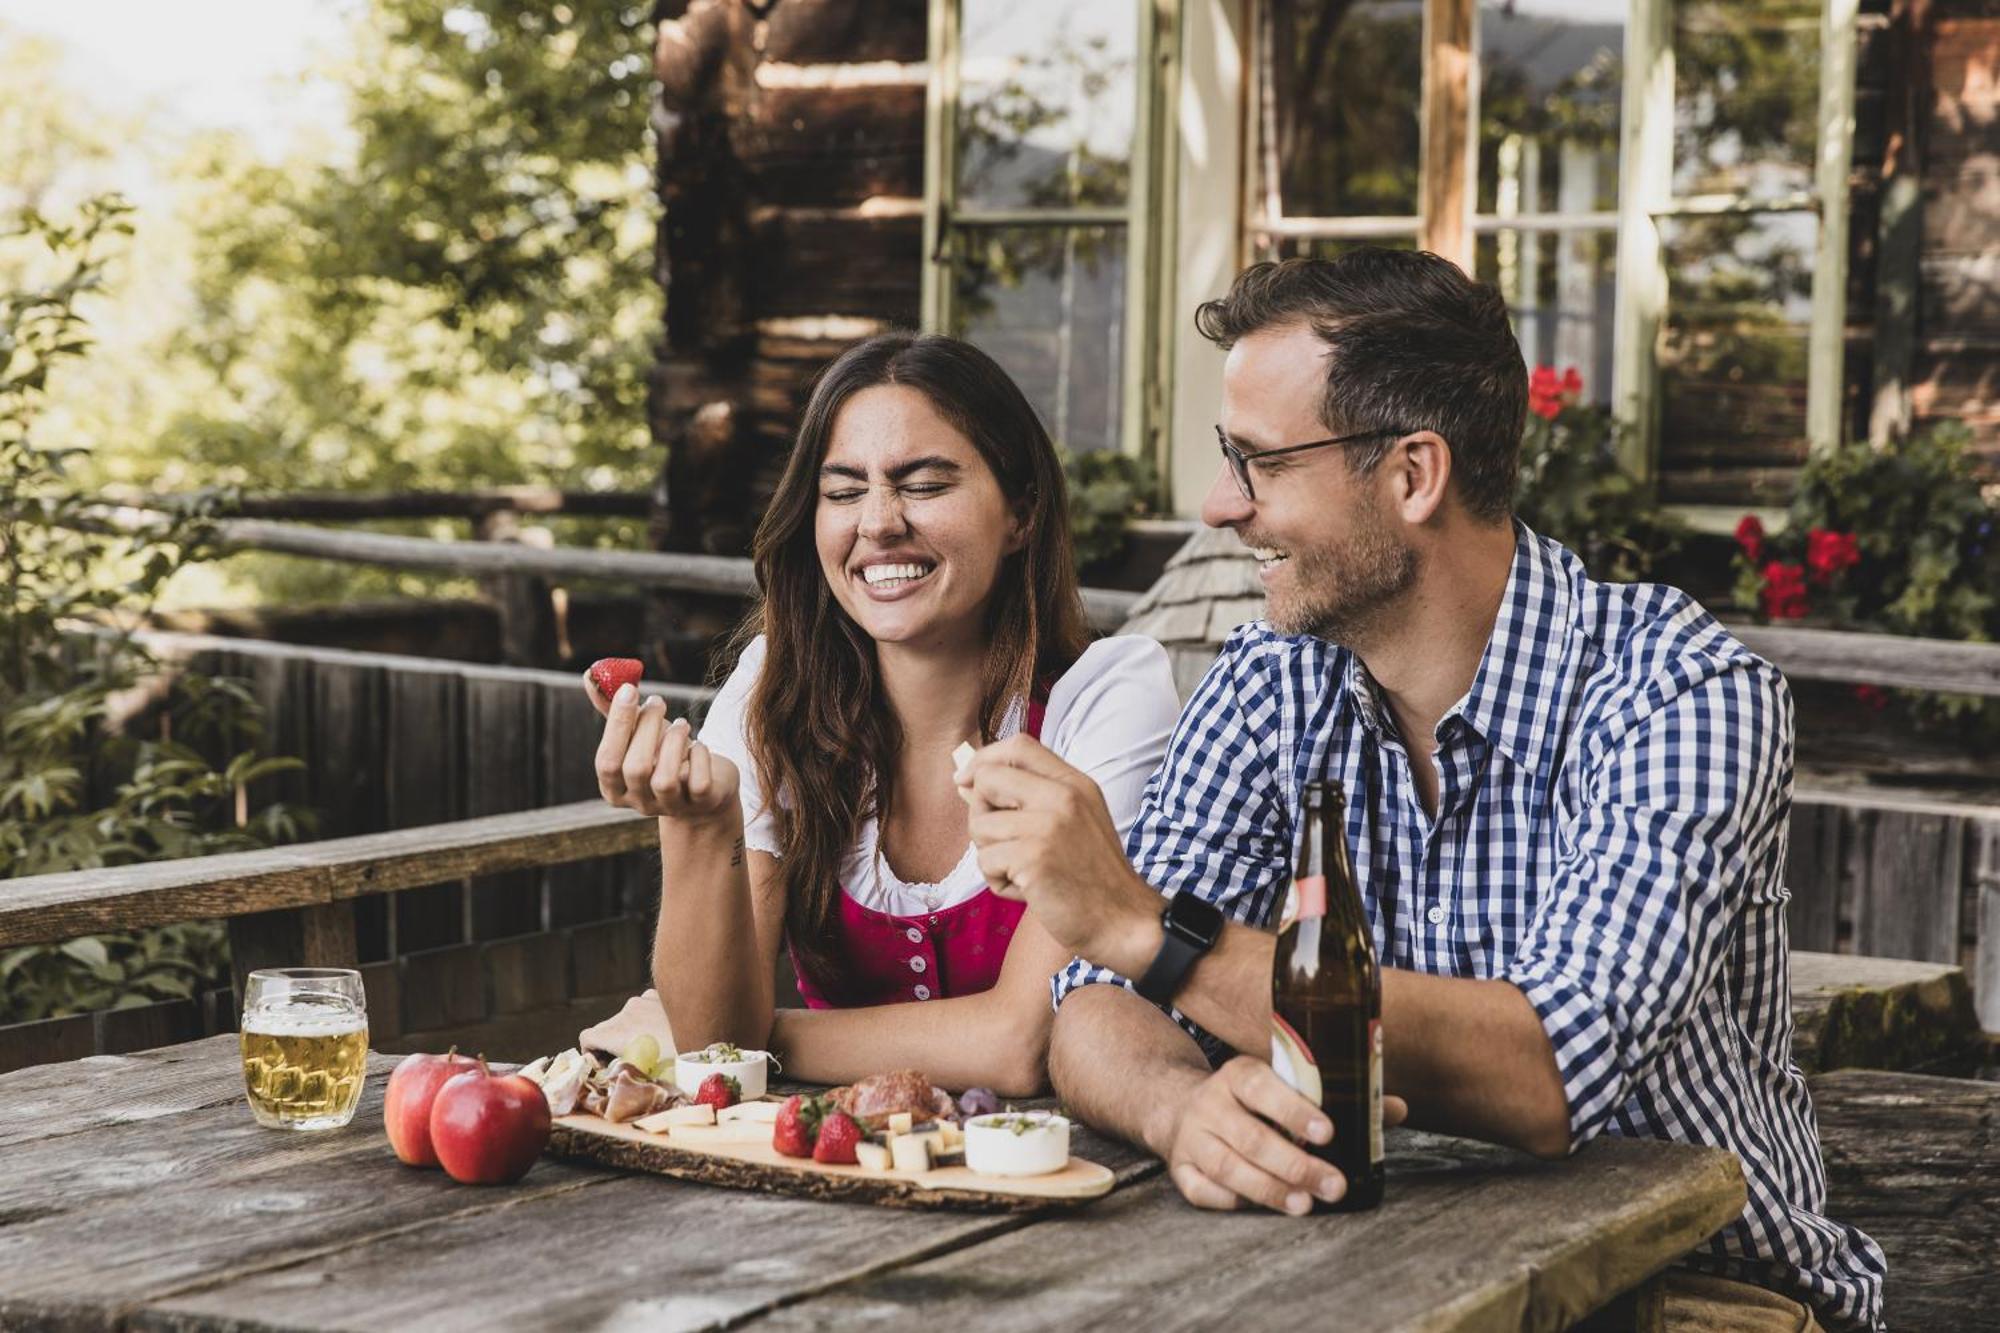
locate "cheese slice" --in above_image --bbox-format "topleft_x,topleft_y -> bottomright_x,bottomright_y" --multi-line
889,1132 -> 933,1173
717,1099 -> 781,1124
634,1103 -> 717,1134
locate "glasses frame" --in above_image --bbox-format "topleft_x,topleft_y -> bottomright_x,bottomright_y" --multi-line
1215,424 -> 1415,501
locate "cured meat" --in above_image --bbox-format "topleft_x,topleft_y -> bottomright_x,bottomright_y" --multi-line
829,1069 -> 957,1130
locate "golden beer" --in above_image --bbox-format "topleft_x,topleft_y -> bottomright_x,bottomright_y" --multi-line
240,1008 -> 368,1129
239,968 -> 369,1131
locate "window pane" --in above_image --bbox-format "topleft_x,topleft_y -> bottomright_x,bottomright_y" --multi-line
1476,1 -> 1624,217
1672,2 -> 1819,199
958,0 -> 1135,210
1250,233 -> 1419,263
951,225 -> 1127,453
1658,212 -> 1815,493
1475,228 -> 1618,403
1265,0 -> 1423,217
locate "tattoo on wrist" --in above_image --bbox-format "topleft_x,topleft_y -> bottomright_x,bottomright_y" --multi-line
729,837 -> 744,867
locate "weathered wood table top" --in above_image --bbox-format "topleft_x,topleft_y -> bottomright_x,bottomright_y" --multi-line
0,1036 -> 1746,1332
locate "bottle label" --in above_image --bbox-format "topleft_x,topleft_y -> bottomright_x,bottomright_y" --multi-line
1268,1012 -> 1322,1106
1285,874 -> 1326,929
1368,1019 -> 1384,1165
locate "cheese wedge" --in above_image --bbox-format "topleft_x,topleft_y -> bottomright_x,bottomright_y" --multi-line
886,1111 -> 914,1136
717,1100 -> 781,1124
855,1141 -> 893,1173
889,1132 -> 933,1173
634,1103 -> 717,1134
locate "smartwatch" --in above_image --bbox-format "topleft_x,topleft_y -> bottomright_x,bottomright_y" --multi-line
1134,891 -> 1226,1006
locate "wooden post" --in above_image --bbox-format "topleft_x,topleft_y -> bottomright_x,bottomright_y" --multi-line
474,508 -> 556,669
1419,0 -> 1475,271
1976,820 -> 2000,1032
1869,0 -> 1932,445
227,902 -> 360,1024
1807,0 -> 1863,455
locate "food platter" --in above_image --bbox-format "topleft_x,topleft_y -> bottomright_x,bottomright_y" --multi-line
545,1104 -> 1115,1212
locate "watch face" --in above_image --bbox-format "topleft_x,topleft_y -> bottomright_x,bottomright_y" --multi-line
1168,892 -> 1225,947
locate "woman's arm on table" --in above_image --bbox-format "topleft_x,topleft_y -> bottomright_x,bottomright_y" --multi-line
769,910 -> 1069,1096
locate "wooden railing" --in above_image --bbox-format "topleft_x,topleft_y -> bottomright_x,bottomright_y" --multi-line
0,806 -> 662,1074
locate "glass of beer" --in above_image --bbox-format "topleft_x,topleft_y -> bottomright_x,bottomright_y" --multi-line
239,967 -> 369,1131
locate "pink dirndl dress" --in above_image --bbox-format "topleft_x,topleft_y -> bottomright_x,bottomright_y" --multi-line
787,696 -> 1045,1010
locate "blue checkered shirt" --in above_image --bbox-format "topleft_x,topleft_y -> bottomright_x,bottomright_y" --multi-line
1055,524 -> 1885,1330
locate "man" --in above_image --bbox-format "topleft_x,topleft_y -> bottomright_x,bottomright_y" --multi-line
958,251 -> 1884,1330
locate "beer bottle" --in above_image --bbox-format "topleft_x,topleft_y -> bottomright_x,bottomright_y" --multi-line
1270,779 -> 1383,1210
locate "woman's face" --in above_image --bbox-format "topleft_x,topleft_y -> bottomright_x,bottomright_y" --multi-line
815,384 -> 1025,653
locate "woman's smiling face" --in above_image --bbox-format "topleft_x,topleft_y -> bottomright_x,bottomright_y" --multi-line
815,384 -> 1024,652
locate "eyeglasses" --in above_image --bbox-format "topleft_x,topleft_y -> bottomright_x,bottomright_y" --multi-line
1215,424 -> 1414,501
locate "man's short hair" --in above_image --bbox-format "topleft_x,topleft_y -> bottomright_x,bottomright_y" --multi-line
1195,249 -> 1528,523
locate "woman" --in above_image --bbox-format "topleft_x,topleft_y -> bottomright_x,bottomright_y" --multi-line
587,333 -> 1177,1095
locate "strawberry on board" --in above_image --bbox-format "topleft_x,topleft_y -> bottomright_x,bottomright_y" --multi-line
773,1094 -> 822,1159
812,1109 -> 862,1165
695,1072 -> 740,1113
586,657 -> 644,700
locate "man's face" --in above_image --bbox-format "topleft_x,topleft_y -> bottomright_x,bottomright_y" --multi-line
1200,323 -> 1416,644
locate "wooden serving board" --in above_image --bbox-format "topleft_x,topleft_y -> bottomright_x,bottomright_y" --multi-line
545,1111 -> 1115,1213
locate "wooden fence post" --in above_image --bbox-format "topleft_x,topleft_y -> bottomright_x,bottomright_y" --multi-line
227,903 -> 360,1020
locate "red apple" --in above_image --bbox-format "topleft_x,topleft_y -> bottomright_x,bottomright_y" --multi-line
384,1049 -> 479,1168
429,1059 -> 552,1185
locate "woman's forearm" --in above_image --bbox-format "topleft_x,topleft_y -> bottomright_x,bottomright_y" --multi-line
651,814 -> 773,1051
770,992 -> 1051,1097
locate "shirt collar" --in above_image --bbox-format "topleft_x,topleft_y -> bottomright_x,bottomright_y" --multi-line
1328,521 -> 1575,772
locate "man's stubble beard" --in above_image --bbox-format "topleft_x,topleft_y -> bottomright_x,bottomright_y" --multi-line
1263,495 -> 1417,645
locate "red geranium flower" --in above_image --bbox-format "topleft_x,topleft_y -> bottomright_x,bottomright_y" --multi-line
1852,684 -> 1890,711
1760,561 -> 1810,620
1805,528 -> 1860,585
1734,514 -> 1765,565
1528,365 -> 1563,420
1560,366 -> 1584,398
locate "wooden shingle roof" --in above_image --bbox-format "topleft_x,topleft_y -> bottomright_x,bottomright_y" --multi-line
1116,525 -> 1265,700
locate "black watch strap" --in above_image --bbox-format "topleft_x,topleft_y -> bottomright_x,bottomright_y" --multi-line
1135,891 -> 1224,1006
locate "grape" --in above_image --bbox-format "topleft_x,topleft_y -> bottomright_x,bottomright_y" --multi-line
624,1034 -> 661,1075
958,1087 -> 1000,1118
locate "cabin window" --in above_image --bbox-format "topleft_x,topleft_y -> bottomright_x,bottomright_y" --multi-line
921,0 -> 1172,462
1233,0 -> 1861,517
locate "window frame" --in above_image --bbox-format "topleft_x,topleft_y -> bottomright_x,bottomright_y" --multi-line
920,0 -> 1179,470
1235,0 -> 1863,519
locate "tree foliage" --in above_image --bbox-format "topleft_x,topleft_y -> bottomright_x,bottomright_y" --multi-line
1,198 -> 309,1022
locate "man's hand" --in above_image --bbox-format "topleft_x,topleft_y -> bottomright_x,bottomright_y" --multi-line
957,734 -> 1163,969
1167,1056 -> 1409,1215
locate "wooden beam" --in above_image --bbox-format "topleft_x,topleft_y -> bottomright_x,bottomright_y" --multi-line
0,802 -> 658,950
1807,0 -> 1863,454
1611,0 -> 1674,481
1729,625 -> 2000,697
1869,0 -> 1933,445
68,514 -> 1143,632
1418,0 -> 1475,271
108,488 -> 650,521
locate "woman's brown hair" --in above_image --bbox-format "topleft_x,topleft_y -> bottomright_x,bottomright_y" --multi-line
734,332 -> 1090,997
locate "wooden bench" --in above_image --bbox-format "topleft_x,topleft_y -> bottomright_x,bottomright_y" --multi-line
1813,1068 -> 2000,1326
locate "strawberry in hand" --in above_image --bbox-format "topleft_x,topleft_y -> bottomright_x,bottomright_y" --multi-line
586,657 -> 644,703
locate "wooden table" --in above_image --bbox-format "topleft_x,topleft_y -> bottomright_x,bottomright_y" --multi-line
0,1037 -> 1746,1332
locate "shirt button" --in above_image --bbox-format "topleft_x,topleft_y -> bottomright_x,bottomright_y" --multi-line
1426,905 -> 1446,926
914,984 -> 932,1000
910,956 -> 927,974
905,926 -> 924,943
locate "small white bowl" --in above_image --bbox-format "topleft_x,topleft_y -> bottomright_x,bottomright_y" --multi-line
964,1111 -> 1070,1177
672,1048 -> 769,1101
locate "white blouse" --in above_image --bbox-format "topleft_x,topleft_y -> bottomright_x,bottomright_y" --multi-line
697,634 -> 1180,917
